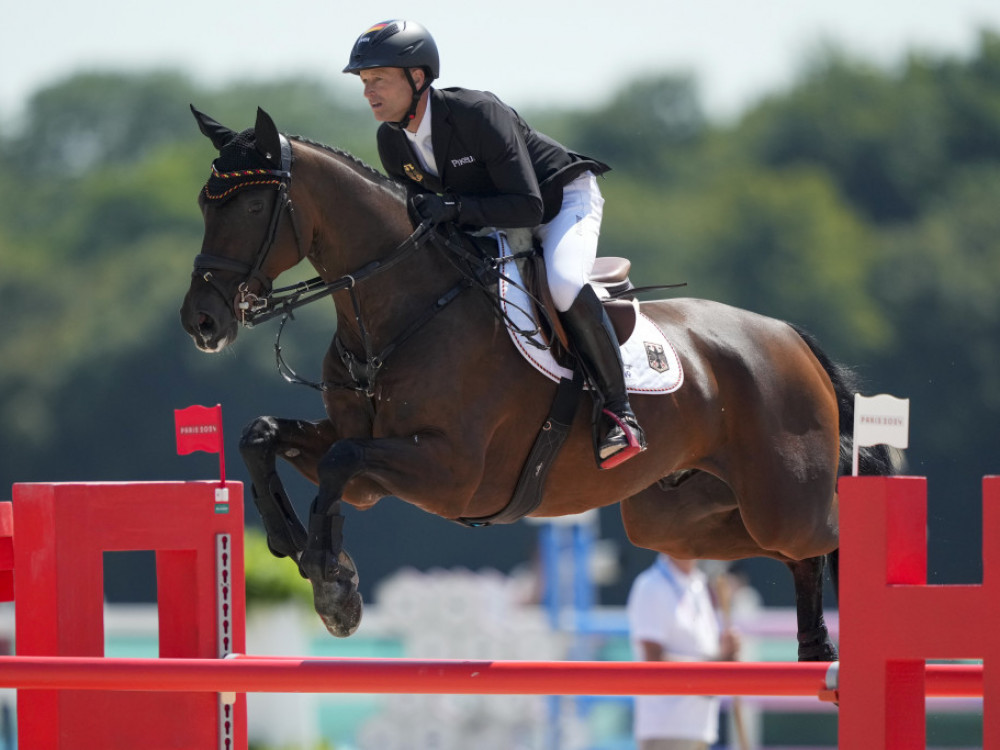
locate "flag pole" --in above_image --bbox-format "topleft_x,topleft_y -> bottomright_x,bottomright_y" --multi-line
216,405 -> 226,488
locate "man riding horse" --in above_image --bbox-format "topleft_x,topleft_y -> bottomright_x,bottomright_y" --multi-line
343,19 -> 647,469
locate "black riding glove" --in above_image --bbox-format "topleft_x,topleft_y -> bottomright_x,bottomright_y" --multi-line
410,193 -> 461,226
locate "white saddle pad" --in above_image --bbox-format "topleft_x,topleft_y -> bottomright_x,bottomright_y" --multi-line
495,233 -> 683,395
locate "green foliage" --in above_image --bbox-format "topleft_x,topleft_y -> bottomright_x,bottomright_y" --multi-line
668,165 -> 887,353
571,73 -> 707,180
739,31 -> 1000,224
244,527 -> 314,609
8,71 -> 201,177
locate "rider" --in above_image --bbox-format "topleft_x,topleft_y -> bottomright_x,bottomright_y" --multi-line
343,19 -> 646,469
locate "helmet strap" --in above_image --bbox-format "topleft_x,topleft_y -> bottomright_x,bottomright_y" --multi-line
387,68 -> 432,131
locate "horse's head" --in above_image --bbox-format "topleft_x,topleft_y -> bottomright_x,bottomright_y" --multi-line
180,106 -> 303,352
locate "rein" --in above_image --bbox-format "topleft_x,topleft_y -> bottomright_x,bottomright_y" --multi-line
270,220 -> 450,396
273,225 -> 533,397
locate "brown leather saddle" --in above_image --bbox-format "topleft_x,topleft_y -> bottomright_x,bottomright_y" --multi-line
519,253 -> 638,365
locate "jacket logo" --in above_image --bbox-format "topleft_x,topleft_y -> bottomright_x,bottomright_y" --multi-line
403,163 -> 424,183
450,156 -> 476,167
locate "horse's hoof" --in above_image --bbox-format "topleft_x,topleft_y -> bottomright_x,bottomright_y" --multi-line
309,550 -> 362,638
798,639 -> 838,662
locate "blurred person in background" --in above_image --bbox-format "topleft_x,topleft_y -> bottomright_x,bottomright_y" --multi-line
627,553 -> 742,750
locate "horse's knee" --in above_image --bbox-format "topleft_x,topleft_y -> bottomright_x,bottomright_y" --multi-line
239,416 -> 280,461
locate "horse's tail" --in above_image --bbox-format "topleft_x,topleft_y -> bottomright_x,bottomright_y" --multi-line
790,324 -> 901,477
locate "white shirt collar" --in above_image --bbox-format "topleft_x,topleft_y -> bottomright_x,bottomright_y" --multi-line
405,91 -> 433,141
404,91 -> 437,176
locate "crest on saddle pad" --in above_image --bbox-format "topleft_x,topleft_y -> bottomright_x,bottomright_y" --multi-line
645,342 -> 670,373
494,232 -> 684,395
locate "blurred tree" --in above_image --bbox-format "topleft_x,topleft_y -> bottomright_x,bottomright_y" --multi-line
938,30 -> 1000,166
680,166 -> 886,354
601,166 -> 886,357
875,163 -> 1000,440
739,31 -> 1000,226
569,73 -> 707,182
8,71 -> 200,176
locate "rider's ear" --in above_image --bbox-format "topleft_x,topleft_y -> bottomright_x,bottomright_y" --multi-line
190,104 -> 236,151
254,107 -> 283,169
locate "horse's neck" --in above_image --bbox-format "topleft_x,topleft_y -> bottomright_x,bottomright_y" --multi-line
298,146 -> 459,348
335,234 -> 465,353
300,148 -> 412,266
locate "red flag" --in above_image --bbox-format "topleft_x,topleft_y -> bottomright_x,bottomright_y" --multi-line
174,404 -> 224,454
174,404 -> 227,486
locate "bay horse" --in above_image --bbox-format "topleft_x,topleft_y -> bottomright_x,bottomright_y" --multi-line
180,107 -> 895,660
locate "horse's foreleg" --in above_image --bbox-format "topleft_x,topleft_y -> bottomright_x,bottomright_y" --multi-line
239,416 -> 334,561
299,439 -> 366,638
787,555 -> 838,661
297,430 -> 487,637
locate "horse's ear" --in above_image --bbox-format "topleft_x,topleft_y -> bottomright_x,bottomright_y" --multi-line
190,104 -> 235,151
254,107 -> 283,169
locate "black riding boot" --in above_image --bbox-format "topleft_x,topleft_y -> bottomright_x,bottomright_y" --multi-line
560,285 -> 647,469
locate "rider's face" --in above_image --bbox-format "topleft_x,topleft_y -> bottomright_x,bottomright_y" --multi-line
359,67 -> 422,124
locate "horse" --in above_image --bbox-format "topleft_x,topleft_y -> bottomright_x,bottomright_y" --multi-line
180,106 -> 895,660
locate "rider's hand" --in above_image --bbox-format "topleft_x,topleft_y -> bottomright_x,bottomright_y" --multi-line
410,193 -> 461,226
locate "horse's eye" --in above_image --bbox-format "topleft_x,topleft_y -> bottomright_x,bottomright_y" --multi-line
248,199 -> 265,215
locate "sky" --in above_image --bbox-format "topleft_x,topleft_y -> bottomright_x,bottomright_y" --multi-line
3,0 -> 1000,125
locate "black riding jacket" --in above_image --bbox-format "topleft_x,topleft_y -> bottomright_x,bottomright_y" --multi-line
377,86 -> 609,228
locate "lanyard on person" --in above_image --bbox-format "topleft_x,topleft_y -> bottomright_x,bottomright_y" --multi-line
654,556 -> 688,601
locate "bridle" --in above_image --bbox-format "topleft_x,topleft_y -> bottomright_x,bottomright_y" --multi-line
192,134 -> 303,326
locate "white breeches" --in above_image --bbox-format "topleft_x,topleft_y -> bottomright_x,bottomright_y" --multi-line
533,171 -> 604,312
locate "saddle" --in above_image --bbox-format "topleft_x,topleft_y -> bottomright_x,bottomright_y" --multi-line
518,252 -> 638,365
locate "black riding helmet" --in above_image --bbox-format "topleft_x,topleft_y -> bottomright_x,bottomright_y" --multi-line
343,20 -> 440,129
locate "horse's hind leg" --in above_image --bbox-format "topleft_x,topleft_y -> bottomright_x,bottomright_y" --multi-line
621,471 -> 768,559
239,416 -> 335,561
624,473 -> 839,661
788,555 -> 838,661
828,547 -> 840,594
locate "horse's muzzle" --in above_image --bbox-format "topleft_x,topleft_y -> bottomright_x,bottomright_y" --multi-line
180,292 -> 238,353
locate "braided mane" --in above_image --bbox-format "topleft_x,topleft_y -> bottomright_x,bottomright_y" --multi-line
287,135 -> 407,200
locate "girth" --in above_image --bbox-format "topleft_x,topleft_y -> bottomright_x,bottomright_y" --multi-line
458,369 -> 583,527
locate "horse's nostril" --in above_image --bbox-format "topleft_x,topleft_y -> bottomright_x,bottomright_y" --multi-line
197,313 -> 216,336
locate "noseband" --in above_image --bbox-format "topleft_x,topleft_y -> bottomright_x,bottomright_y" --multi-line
192,134 -> 303,325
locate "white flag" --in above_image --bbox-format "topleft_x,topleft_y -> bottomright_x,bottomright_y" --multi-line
852,393 -> 909,475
